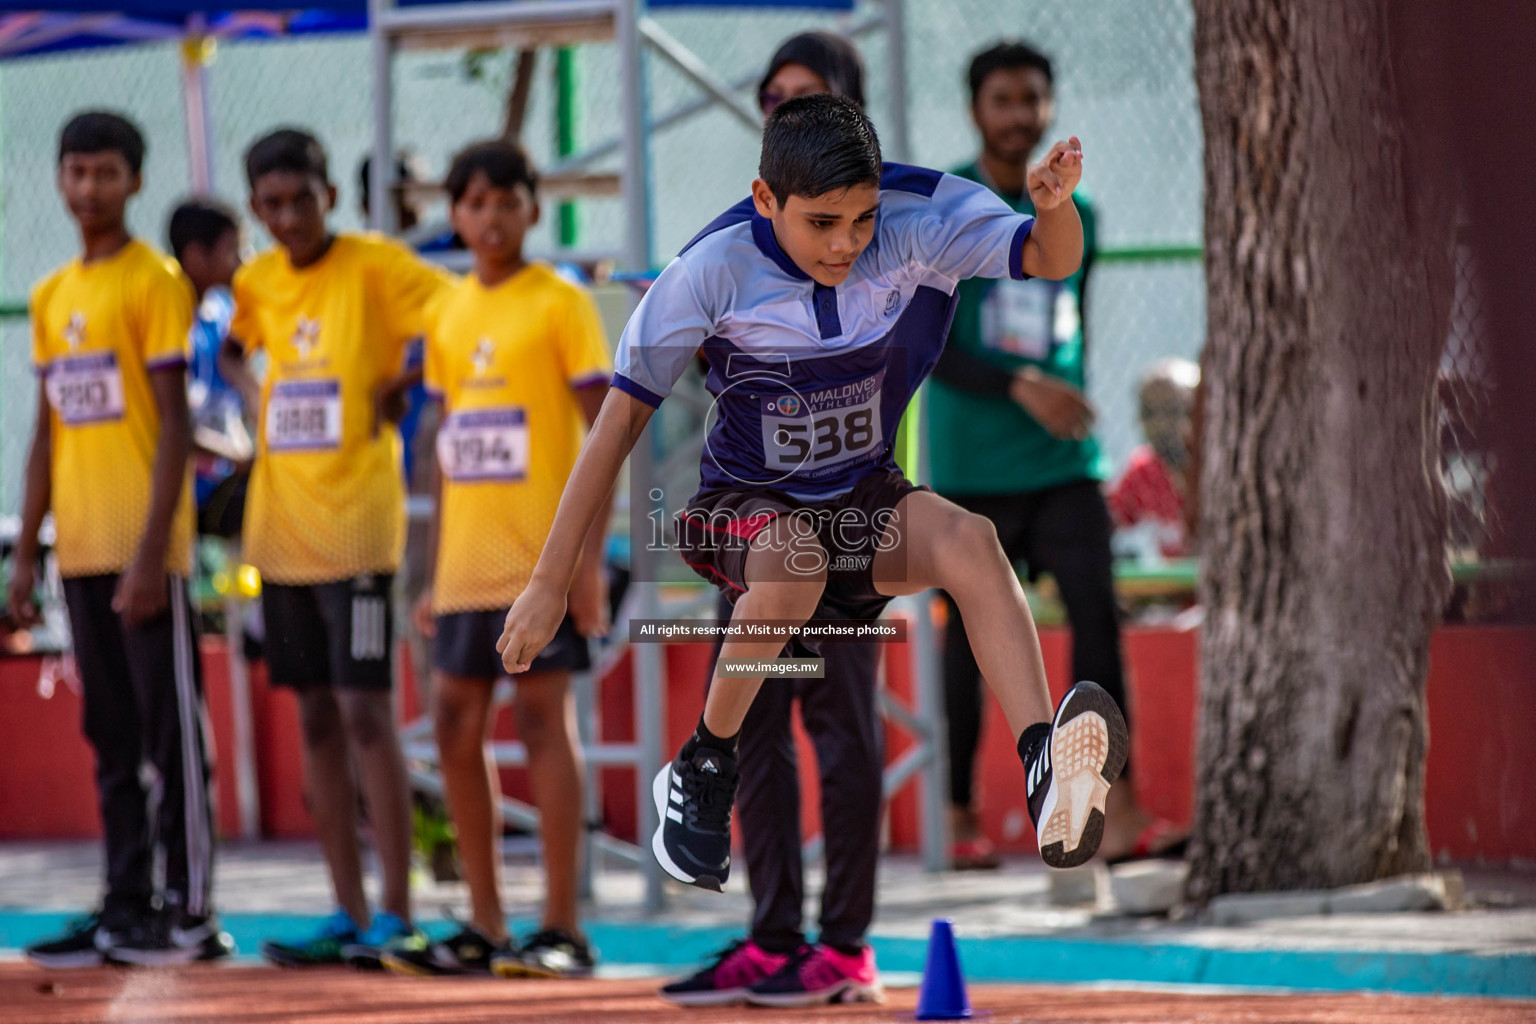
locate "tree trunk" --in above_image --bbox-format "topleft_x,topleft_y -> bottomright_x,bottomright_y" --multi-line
1186,0 -> 1455,903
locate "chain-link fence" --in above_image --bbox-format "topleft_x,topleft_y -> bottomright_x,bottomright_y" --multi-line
1,0 -> 1204,516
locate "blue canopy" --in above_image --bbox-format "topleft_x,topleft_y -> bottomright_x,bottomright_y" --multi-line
0,0 -> 852,58
0,9 -> 362,59
0,0 -> 855,188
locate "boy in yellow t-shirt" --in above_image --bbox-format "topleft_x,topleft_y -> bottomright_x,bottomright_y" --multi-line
8,112 -> 225,967
379,141 -> 611,980
217,129 -> 449,968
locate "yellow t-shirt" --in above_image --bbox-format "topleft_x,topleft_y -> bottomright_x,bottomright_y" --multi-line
425,263 -> 612,614
30,240 -> 195,578
231,233 -> 452,584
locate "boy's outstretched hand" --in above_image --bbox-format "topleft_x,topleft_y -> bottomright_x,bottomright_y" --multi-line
498,579 -> 566,674
1027,136 -> 1083,212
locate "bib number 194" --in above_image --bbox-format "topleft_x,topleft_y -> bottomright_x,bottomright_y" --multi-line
437,407 -> 529,482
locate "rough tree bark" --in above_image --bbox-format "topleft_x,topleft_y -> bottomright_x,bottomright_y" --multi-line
1186,0 -> 1455,903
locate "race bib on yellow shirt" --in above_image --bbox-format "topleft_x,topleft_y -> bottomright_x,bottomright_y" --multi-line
437,407 -> 529,482
46,352 -> 127,425
266,379 -> 342,451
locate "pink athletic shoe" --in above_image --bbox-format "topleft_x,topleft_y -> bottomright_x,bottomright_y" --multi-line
658,939 -> 789,1006
745,943 -> 885,1007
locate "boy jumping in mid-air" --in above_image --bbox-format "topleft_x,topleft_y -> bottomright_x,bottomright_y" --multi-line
498,94 -> 1127,890
380,140 -> 611,979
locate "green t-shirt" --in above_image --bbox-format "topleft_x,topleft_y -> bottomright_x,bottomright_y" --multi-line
925,163 -> 1107,495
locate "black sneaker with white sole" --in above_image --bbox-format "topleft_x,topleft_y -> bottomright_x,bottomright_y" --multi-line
1025,680 -> 1129,869
382,925 -> 506,976
173,909 -> 235,963
24,911 -> 110,969
651,746 -> 738,892
104,914 -> 201,970
493,928 -> 596,979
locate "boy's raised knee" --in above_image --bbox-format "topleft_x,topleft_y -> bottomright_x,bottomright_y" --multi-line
932,509 -> 1002,580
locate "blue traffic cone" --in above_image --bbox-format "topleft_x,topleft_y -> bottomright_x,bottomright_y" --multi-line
915,918 -> 971,1020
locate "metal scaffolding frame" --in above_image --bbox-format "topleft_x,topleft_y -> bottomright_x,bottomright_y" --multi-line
364,0 -> 944,914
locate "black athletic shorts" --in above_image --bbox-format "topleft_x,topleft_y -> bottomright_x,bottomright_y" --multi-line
261,573 -> 394,691
433,609 -> 591,679
675,469 -> 926,623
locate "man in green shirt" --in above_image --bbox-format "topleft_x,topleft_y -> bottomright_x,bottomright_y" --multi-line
927,40 -> 1184,867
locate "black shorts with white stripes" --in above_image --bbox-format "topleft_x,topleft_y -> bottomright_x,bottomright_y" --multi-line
261,573 -> 395,691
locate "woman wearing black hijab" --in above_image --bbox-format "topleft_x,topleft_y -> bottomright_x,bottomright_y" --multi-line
756,31 -> 867,114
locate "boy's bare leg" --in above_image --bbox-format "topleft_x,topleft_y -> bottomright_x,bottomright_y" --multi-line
512,671 -> 583,935
338,689 -> 414,924
433,672 -> 507,942
701,516 -> 827,738
873,491 -> 1053,736
297,689 -> 370,927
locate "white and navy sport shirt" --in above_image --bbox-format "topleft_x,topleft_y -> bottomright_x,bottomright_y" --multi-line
614,163 -> 1034,501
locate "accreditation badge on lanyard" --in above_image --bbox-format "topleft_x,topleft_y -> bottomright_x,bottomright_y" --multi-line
979,278 -> 1081,362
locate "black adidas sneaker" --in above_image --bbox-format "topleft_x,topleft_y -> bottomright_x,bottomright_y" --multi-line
651,746 -> 738,891
1025,680 -> 1129,869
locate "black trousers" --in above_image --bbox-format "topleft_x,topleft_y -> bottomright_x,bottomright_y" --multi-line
940,479 -> 1126,808
62,574 -> 215,920
707,598 -> 884,954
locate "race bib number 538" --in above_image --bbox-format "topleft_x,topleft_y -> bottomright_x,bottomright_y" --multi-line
761,373 -> 883,474
46,352 -> 126,425
437,408 -> 529,482
266,379 -> 342,451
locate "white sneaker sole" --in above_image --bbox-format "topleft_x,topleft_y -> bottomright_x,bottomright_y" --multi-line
658,985 -> 753,1007
105,944 -> 202,967
746,979 -> 886,1007
492,956 -> 593,980
26,949 -> 104,969
1037,682 -> 1129,869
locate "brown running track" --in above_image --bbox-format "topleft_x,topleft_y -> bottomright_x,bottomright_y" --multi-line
2,963 -> 1532,1024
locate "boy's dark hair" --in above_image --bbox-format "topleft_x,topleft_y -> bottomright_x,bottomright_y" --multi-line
58,111 -> 146,175
245,128 -> 330,189
167,198 -> 239,262
967,40 -> 1054,103
445,140 -> 539,204
758,31 -> 866,110
759,93 -> 881,205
